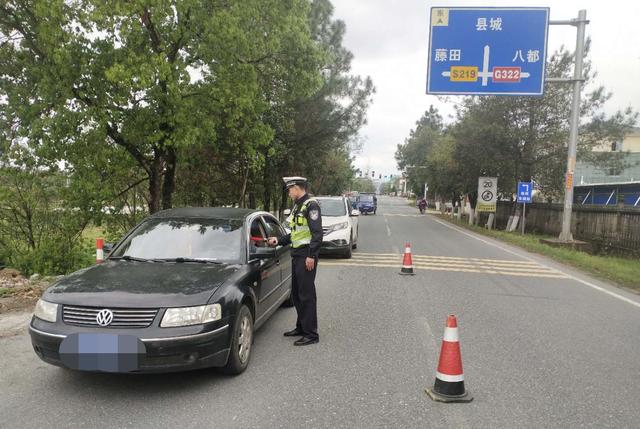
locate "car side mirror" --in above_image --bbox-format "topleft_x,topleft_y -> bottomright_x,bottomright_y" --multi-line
250,247 -> 276,260
350,210 -> 360,217
103,243 -> 114,255
283,209 -> 291,216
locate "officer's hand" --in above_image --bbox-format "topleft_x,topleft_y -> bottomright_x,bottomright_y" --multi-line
305,257 -> 315,271
267,237 -> 278,247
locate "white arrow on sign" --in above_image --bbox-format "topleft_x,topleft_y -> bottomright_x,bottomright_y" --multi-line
442,45 -> 531,86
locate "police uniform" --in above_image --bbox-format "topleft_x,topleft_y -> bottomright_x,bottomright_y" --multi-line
278,177 -> 323,345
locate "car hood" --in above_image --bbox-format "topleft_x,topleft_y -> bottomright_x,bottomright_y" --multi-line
43,260 -> 240,308
322,216 -> 350,226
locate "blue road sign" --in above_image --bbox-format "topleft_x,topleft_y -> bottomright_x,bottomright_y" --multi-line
517,182 -> 533,203
427,7 -> 549,96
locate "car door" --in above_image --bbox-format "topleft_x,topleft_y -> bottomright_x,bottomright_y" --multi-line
346,198 -> 358,243
248,216 -> 281,314
262,214 -> 291,297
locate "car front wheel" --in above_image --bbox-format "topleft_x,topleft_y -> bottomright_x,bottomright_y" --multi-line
221,304 -> 253,375
344,239 -> 353,259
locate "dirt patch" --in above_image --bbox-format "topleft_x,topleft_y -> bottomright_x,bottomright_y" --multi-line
0,269 -> 53,314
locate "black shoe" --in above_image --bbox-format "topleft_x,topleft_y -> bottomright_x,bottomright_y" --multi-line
294,336 -> 319,346
283,328 -> 304,337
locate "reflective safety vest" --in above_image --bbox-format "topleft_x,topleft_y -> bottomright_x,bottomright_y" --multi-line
287,198 -> 317,248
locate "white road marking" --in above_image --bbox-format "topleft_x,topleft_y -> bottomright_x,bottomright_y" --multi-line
429,216 -> 640,309
354,253 -> 541,265
384,216 -> 392,237
321,261 -> 569,279
383,214 -> 424,217
349,256 -> 560,274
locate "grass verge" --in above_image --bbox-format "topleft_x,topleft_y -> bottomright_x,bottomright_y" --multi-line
435,214 -> 640,292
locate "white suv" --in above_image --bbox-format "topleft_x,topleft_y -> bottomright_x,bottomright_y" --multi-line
316,196 -> 359,258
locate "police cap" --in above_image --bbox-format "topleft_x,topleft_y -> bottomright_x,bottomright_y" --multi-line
283,176 -> 307,190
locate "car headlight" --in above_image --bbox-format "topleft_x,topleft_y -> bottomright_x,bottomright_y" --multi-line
160,303 -> 222,327
325,221 -> 350,235
34,299 -> 58,323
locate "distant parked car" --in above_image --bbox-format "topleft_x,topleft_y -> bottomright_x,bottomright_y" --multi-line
357,193 -> 377,215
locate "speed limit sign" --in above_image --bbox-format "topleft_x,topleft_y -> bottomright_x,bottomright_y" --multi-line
477,177 -> 497,212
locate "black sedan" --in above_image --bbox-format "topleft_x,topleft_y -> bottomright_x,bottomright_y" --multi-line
29,208 -> 293,374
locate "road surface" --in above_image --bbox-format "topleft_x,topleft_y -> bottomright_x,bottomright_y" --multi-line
1,196 -> 639,428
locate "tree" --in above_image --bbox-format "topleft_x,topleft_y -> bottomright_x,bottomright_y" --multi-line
0,164 -> 92,275
395,106 -> 444,195
171,0 -> 374,211
351,177 -> 375,193
263,0 -> 374,211
398,44 -> 637,206
0,0 -> 323,213
449,42 -> 637,201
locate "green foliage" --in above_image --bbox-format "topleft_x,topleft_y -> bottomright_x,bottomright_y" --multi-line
0,1 -> 373,274
0,166 -> 91,275
173,0 -> 373,209
397,44 -> 637,205
395,106 -> 445,196
350,177 -> 375,193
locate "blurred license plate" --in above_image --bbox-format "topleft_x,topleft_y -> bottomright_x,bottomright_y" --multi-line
59,333 -> 144,372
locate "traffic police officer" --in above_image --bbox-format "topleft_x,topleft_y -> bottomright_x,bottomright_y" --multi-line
268,177 -> 322,346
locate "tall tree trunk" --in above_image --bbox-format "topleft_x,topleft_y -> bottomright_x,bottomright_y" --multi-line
263,187 -> 272,212
239,165 -> 249,208
148,150 -> 164,214
262,156 -> 272,212
280,187 -> 289,218
162,147 -> 176,210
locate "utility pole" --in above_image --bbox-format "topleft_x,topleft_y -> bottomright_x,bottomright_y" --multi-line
548,10 -> 589,242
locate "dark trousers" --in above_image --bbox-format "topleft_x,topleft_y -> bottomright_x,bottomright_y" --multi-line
291,256 -> 319,340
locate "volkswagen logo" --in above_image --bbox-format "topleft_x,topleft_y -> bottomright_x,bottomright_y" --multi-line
96,309 -> 114,326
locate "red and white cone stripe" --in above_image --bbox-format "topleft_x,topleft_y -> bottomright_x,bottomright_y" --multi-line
435,316 -> 464,382
402,243 -> 413,269
96,238 -> 104,264
426,314 -> 472,402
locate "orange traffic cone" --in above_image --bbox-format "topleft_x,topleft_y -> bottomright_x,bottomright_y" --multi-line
426,315 -> 473,403
96,238 -> 104,264
399,243 -> 415,275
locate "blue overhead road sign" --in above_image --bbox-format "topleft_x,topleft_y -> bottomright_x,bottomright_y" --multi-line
427,7 -> 550,96
517,182 -> 533,203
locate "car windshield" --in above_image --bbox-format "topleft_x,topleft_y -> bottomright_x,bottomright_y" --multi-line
360,194 -> 375,202
110,218 -> 244,262
317,199 -> 346,216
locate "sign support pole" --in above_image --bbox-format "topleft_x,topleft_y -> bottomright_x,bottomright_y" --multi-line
521,202 -> 526,235
551,10 -> 589,242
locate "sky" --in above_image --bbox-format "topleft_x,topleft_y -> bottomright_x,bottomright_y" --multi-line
331,0 -> 640,178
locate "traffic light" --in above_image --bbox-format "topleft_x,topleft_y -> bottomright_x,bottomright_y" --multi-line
379,174 -> 382,179
371,171 -> 375,178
